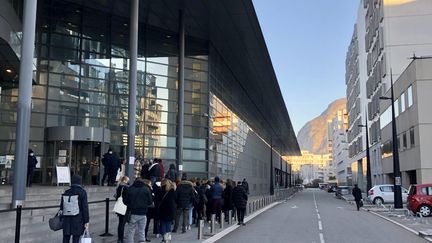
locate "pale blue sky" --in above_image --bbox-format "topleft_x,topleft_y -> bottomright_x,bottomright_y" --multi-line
253,0 -> 359,134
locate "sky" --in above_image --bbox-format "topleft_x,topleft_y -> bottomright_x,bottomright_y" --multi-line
253,0 -> 360,135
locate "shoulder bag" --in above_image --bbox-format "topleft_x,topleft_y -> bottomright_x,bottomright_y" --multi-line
113,187 -> 127,215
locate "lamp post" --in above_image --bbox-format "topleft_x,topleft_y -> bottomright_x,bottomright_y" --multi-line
379,73 -> 403,209
358,115 -> 371,192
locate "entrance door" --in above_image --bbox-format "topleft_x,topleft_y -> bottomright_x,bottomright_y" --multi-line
71,141 -> 102,185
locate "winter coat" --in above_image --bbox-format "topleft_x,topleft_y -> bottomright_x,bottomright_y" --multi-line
165,168 -> 177,181
158,188 -> 176,221
60,185 -> 89,236
115,184 -> 128,200
195,185 -> 207,209
223,185 -> 234,211
141,163 -> 150,179
352,187 -> 362,201
148,163 -> 161,179
210,182 -> 223,200
242,180 -> 249,194
123,180 -> 153,215
27,155 -> 38,171
232,185 -> 248,209
103,153 -> 121,174
175,181 -> 194,209
159,162 -> 165,178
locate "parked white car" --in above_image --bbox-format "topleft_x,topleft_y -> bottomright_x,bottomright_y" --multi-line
367,184 -> 408,204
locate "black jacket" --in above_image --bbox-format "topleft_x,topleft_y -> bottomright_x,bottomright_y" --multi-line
27,155 -> 38,171
148,163 -> 161,178
223,185 -> 234,211
60,185 -> 89,236
103,153 -> 121,173
175,181 -> 194,209
158,188 -> 176,221
352,187 -> 362,201
141,163 -> 150,179
232,185 -> 248,209
115,184 -> 128,200
123,180 -> 153,215
165,168 -> 177,181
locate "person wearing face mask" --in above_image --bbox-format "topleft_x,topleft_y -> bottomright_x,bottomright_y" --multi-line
27,149 -> 38,187
103,149 -> 121,186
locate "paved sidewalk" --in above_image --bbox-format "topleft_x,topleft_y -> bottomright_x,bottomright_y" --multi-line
341,194 -> 432,242
97,188 -> 296,243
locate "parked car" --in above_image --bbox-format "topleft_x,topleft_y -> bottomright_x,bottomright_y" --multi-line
367,184 -> 408,204
407,184 -> 432,217
335,186 -> 350,198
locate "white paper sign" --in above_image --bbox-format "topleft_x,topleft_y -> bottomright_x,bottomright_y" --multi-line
56,166 -> 71,185
129,156 -> 135,165
5,155 -> 14,169
36,156 -> 41,168
59,150 -> 67,156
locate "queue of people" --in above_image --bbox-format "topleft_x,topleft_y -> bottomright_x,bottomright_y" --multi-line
58,150 -> 250,243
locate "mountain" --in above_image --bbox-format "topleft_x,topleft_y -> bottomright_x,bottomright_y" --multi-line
297,98 -> 347,154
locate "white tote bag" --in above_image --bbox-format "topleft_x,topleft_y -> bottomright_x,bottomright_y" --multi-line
113,187 -> 127,215
80,229 -> 91,243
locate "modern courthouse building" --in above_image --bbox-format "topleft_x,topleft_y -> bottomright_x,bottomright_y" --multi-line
0,0 -> 300,195
346,0 -> 432,190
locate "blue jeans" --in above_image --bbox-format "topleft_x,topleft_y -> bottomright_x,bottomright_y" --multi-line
127,214 -> 147,243
160,220 -> 172,235
188,206 -> 193,225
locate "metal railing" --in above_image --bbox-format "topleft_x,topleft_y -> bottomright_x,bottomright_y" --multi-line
0,198 -> 115,243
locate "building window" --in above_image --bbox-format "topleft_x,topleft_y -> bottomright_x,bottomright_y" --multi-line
400,93 -> 405,113
394,99 -> 399,117
407,86 -> 413,107
410,127 -> 415,147
402,133 -> 407,149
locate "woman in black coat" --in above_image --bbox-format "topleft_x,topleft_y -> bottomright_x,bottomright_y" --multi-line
115,176 -> 129,243
61,175 -> 89,243
232,181 -> 248,225
223,179 -> 234,220
158,179 -> 176,243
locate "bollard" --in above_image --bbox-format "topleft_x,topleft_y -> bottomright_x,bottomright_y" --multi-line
228,210 -> 233,225
211,214 -> 216,234
220,213 -> 224,229
100,198 -> 113,236
197,219 -> 204,239
15,205 -> 22,243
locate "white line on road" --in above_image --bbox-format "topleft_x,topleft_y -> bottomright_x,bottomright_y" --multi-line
320,233 -> 325,243
317,214 -> 321,219
318,220 -> 323,230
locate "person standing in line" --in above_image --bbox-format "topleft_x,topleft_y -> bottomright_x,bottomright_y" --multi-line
223,179 -> 234,222
27,149 -> 38,187
352,184 -> 363,211
242,178 -> 249,195
115,176 -> 129,243
210,176 -> 223,221
60,175 -> 89,243
123,177 -> 153,243
232,181 -> 248,226
165,164 -> 177,182
158,179 -> 176,243
173,174 -> 194,233
157,159 -> 165,179
148,159 -> 161,185
144,179 -> 157,242
90,160 -> 99,186
101,154 -> 109,186
104,149 -> 121,186
141,159 -> 151,180
134,157 -> 143,179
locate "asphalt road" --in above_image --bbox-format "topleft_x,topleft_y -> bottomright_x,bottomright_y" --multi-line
218,188 -> 428,243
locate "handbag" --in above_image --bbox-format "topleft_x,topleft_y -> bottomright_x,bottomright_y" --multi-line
113,187 -> 127,215
359,200 -> 364,207
48,210 -> 63,231
80,229 -> 91,243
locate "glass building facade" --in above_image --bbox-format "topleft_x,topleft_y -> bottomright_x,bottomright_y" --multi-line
0,0 -> 299,195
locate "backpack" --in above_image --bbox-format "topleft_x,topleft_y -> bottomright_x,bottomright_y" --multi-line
62,195 -> 80,216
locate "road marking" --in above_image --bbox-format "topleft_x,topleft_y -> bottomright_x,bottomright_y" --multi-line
291,205 -> 298,209
320,233 -> 325,243
317,214 -> 321,219
318,221 -> 322,230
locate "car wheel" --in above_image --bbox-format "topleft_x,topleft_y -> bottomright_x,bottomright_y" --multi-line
373,197 -> 384,205
418,205 -> 432,217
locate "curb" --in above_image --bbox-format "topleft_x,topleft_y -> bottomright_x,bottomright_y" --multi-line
343,198 -> 432,242
202,193 -> 296,243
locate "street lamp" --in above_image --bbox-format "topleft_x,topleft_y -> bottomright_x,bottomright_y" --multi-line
379,73 -> 403,209
358,112 -> 371,192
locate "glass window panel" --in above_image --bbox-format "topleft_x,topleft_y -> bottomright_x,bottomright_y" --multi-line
144,147 -> 176,160
184,126 -> 207,138
109,95 -> 128,107
0,125 -> 16,140
110,81 -> 129,94
146,123 -> 177,136
78,104 -> 107,118
394,99 -> 399,117
144,135 -> 176,148
80,90 -> 107,105
49,73 -> 80,89
30,113 -> 45,127
146,57 -> 178,66
32,85 -> 47,99
111,58 -> 129,70
184,114 -> 207,127
0,110 -> 16,123
0,141 -> 14,155
48,87 -> 80,102
48,60 -> 80,75
144,110 -> 177,124
185,69 -> 207,82
407,86 -> 413,107
30,127 -> 45,141
46,114 -> 77,127
410,127 -> 415,146
400,93 -> 406,113
184,138 -> 206,149
50,33 -> 80,49
32,99 -> 46,112
77,117 -> 107,127
146,99 -> 177,112
81,77 -> 107,92
147,62 -> 177,77
81,64 -> 110,79
49,46 -> 79,61
47,100 -> 78,116
183,161 -> 207,172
